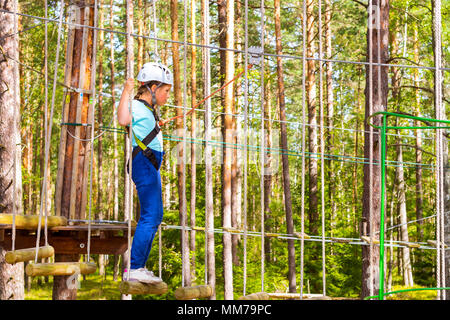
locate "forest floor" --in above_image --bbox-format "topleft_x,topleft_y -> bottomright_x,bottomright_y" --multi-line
25,273 -> 122,300
24,272 -> 438,300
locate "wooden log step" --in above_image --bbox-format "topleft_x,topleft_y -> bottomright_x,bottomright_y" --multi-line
330,237 -> 352,243
0,214 -> 67,230
265,233 -> 280,238
398,241 -> 421,248
361,236 -> 379,244
222,227 -> 241,234
119,281 -> 168,295
427,240 -> 448,248
238,292 -> 270,300
292,232 -> 311,239
174,285 -> 213,300
5,245 -> 54,264
25,262 -> 97,277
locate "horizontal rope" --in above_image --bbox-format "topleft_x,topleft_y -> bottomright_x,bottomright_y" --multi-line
2,8 -> 450,72
160,223 -> 445,251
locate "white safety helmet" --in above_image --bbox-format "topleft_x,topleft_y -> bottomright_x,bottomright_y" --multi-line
137,62 -> 173,86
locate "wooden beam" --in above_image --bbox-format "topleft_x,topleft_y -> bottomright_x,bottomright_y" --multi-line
238,292 -> 270,300
26,262 -> 97,277
174,285 -> 213,300
5,245 -> 54,264
0,233 -> 129,255
0,214 -> 67,230
119,281 -> 168,295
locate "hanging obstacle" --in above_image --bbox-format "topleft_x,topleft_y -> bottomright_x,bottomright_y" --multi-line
25,262 -> 97,277
0,213 -> 67,230
5,245 -> 54,264
238,292 -> 270,300
174,285 -> 213,300
119,281 -> 168,295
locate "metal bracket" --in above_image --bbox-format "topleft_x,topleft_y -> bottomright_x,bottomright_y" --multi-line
248,46 -> 263,65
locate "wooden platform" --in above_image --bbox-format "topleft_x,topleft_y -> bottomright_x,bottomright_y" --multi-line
0,223 -> 135,255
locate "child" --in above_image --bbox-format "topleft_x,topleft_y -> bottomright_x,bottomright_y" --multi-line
117,62 -> 172,283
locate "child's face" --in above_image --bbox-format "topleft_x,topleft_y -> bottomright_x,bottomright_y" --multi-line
153,84 -> 172,106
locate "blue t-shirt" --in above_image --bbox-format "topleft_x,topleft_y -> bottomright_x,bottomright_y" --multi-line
131,99 -> 163,152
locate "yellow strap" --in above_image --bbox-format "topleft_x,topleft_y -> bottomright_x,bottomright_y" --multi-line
133,131 -> 148,151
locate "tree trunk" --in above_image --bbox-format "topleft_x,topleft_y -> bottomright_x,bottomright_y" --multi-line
390,28 -> 413,287
56,0 -> 95,223
202,0 -> 215,299
97,0 -> 105,276
413,27 -> 423,242
171,0 -> 190,287
190,0 -> 197,282
431,0 -> 448,300
109,0 -> 120,282
324,0 -> 336,233
306,0 -> 318,236
218,0 -> 235,300
274,0 -> 296,294
0,0 -> 24,300
263,78 -> 272,263
361,0 -> 389,299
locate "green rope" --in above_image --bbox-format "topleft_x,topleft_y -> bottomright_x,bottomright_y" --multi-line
366,111 -> 450,300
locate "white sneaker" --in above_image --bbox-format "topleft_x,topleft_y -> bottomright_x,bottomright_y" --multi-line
123,268 -> 163,284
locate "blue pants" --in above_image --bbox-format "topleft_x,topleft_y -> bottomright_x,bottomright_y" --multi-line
130,148 -> 164,270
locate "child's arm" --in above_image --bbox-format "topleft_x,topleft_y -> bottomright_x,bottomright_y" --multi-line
117,78 -> 135,126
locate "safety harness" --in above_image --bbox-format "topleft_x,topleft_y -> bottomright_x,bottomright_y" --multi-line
131,99 -> 162,170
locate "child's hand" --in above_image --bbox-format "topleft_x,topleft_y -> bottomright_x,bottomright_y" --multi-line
123,78 -> 135,94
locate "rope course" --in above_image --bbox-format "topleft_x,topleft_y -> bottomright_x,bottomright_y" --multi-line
1,0 -> 448,302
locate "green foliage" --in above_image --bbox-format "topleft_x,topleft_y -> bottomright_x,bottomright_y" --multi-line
17,0 -> 449,300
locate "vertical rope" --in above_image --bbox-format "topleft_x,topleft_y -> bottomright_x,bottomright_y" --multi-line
202,0 -> 213,290
375,0 -> 385,298
242,0 -> 249,297
34,0 -> 65,263
125,0 -> 134,282
300,0 -> 307,300
11,0 -> 18,253
367,0 -> 374,298
318,0 -> 326,296
158,224 -> 162,278
259,0 -> 265,293
433,0 -> 444,300
181,0 -> 188,287
152,0 -> 158,58
42,0 -> 49,249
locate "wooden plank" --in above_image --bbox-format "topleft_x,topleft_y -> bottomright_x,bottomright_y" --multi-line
0,214 -> 67,230
51,224 -> 135,232
5,245 -> 54,264
238,292 -> 270,300
0,233 -> 129,255
26,262 -> 97,277
119,281 -> 168,295
174,285 -> 213,300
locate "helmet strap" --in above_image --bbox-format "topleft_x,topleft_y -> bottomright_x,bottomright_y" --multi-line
146,83 -> 163,106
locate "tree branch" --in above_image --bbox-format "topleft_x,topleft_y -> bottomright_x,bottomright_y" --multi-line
351,0 -> 368,9
400,85 -> 450,104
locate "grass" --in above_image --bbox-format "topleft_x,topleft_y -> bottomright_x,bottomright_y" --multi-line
25,273 -> 123,300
